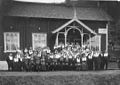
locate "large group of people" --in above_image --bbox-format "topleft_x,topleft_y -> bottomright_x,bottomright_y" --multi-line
6,43 -> 109,72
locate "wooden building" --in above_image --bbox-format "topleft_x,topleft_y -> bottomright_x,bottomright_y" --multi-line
0,1 -> 113,60
101,1 -> 120,59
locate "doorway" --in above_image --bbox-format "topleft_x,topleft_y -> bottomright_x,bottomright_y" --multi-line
67,28 -> 81,45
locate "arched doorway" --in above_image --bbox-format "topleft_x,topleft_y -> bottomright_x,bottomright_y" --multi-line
66,27 -> 82,46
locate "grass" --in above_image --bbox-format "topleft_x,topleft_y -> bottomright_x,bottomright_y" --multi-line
0,70 -> 120,85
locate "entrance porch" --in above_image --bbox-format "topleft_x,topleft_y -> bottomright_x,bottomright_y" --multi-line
52,17 -> 102,51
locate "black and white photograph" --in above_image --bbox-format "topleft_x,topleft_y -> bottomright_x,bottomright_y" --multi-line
0,0 -> 120,85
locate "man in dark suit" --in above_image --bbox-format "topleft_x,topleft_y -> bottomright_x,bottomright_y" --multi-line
103,52 -> 109,70
93,51 -> 100,70
87,51 -> 94,70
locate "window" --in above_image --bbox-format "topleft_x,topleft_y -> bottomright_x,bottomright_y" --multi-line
91,35 -> 101,51
4,32 -> 20,52
32,33 -> 47,50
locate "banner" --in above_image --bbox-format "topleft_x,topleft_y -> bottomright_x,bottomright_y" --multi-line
98,28 -> 107,34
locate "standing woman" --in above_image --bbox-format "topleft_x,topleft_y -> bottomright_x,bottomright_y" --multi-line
76,56 -> 81,71
14,50 -> 23,71
6,53 -> 14,71
81,53 -> 87,71
13,52 -> 19,71
41,51 -> 47,71
28,47 -> 33,60
100,52 -> 104,70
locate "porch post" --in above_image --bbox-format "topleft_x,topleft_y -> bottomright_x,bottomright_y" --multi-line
81,33 -> 84,47
89,34 -> 91,50
99,35 -> 101,52
64,28 -> 67,47
64,32 -> 67,47
55,32 -> 59,46
106,22 -> 109,53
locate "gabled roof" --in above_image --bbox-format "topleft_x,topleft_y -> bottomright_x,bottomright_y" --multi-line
6,2 -> 113,21
52,19 -> 75,33
52,18 -> 97,34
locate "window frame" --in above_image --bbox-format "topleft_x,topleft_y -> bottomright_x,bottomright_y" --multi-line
4,32 -> 20,53
32,33 -> 47,50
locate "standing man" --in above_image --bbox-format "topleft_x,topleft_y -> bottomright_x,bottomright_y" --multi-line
100,51 -> 104,70
103,51 -> 109,70
87,51 -> 93,70
93,51 -> 100,70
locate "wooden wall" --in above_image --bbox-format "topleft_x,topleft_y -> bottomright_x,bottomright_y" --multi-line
2,16 -> 107,60
0,0 -> 13,60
